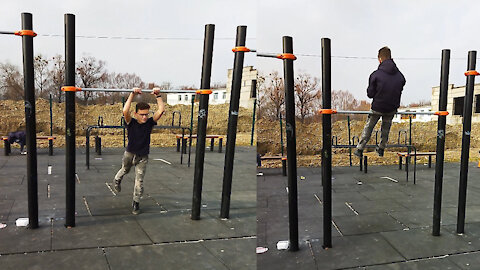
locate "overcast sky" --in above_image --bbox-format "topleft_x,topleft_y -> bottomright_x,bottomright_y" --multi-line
258,0 -> 480,105
0,0 -> 256,88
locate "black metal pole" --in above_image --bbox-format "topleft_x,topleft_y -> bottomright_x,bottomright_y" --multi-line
22,13 -> 38,229
188,95 -> 194,167
321,37 -> 333,249
49,93 -> 53,136
191,24 -> 214,220
279,114 -> 284,156
457,50 -> 476,234
64,13 -> 76,228
122,96 -> 126,148
220,26 -> 247,219
86,129 -> 90,169
282,36 -> 299,252
348,116 -> 352,166
432,49 -> 450,236
250,80 -> 257,146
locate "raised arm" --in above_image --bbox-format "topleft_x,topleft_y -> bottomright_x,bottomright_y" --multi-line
123,88 -> 141,124
152,88 -> 165,122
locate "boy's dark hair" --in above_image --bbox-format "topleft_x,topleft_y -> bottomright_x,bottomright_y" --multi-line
136,102 -> 150,112
378,46 -> 391,60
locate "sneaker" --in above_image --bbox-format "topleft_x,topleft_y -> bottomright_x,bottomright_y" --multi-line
376,147 -> 384,157
353,149 -> 363,157
21,151 -> 27,155
132,201 -> 140,215
113,179 -> 121,193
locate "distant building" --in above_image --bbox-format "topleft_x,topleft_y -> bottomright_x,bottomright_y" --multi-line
165,65 -> 257,108
431,83 -> 480,125
392,106 -> 433,123
226,66 -> 257,110
166,89 -> 227,106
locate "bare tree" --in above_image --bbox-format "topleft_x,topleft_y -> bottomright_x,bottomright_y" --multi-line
258,71 -> 284,120
332,90 -> 359,110
76,55 -> 108,104
100,72 -> 146,104
50,54 -> 65,103
0,63 -> 23,100
34,54 -> 51,99
295,72 -> 321,122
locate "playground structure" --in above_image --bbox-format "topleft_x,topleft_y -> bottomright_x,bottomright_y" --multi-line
258,36 -> 478,253
1,13 -> 253,229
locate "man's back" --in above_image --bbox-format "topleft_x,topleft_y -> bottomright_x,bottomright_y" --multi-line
367,59 -> 406,113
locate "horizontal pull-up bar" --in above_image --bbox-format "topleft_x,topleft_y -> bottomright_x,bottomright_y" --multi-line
318,109 -> 448,116
61,87 -> 204,94
0,30 -> 37,37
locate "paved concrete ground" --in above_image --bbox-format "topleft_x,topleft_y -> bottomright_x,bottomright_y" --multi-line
257,160 -> 480,269
0,145 -> 256,270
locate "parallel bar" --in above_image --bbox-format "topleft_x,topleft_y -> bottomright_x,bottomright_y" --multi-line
81,88 -> 198,93
457,50 -> 477,234
335,110 -> 437,115
433,49 -> 450,236
321,37 -> 333,249
191,24 -> 214,220
22,12 -> 39,229
283,36 -> 299,252
64,13 -> 76,228
220,25 -> 247,219
256,53 -> 278,58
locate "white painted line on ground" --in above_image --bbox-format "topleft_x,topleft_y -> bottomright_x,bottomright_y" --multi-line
75,173 -> 80,184
83,196 -> 92,216
314,194 -> 323,205
345,202 -> 359,215
105,182 -> 117,196
153,158 -> 172,165
381,176 -> 398,183
332,220 -> 343,236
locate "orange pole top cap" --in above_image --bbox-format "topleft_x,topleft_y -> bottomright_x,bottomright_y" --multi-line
48,137 -> 54,140
2,137 -> 8,140
465,70 -> 480,76
277,53 -> 297,60
318,109 -> 337,114
14,30 -> 37,37
196,89 -> 212,95
61,86 -> 81,92
281,157 -> 287,160
434,111 -> 449,116
232,46 -> 251,52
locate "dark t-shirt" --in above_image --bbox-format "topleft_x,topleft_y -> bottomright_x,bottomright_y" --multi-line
126,117 -> 156,156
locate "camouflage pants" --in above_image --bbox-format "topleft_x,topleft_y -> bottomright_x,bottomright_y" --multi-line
114,151 -> 148,203
356,110 -> 396,150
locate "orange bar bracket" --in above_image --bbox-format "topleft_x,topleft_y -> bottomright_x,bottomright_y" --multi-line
465,70 -> 480,76
318,109 -> 337,114
434,111 -> 449,116
232,46 -> 251,52
61,86 -> 82,92
276,53 -> 297,60
196,89 -> 212,95
14,30 -> 37,37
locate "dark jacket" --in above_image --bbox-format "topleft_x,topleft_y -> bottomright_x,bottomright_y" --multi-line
367,59 -> 406,113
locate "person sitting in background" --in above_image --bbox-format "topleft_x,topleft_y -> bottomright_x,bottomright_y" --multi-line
8,130 -> 26,154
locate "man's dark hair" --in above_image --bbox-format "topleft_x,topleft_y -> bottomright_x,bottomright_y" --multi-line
378,46 -> 391,60
136,102 -> 150,112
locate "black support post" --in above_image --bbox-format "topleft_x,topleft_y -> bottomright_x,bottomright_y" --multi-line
282,36 -> 299,252
64,13 -> 76,228
250,80 -> 257,146
432,49 -> 450,236
220,25 -> 247,219
191,24 -> 214,220
22,12 -> 39,229
321,38 -> 332,249
457,50 -> 476,234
